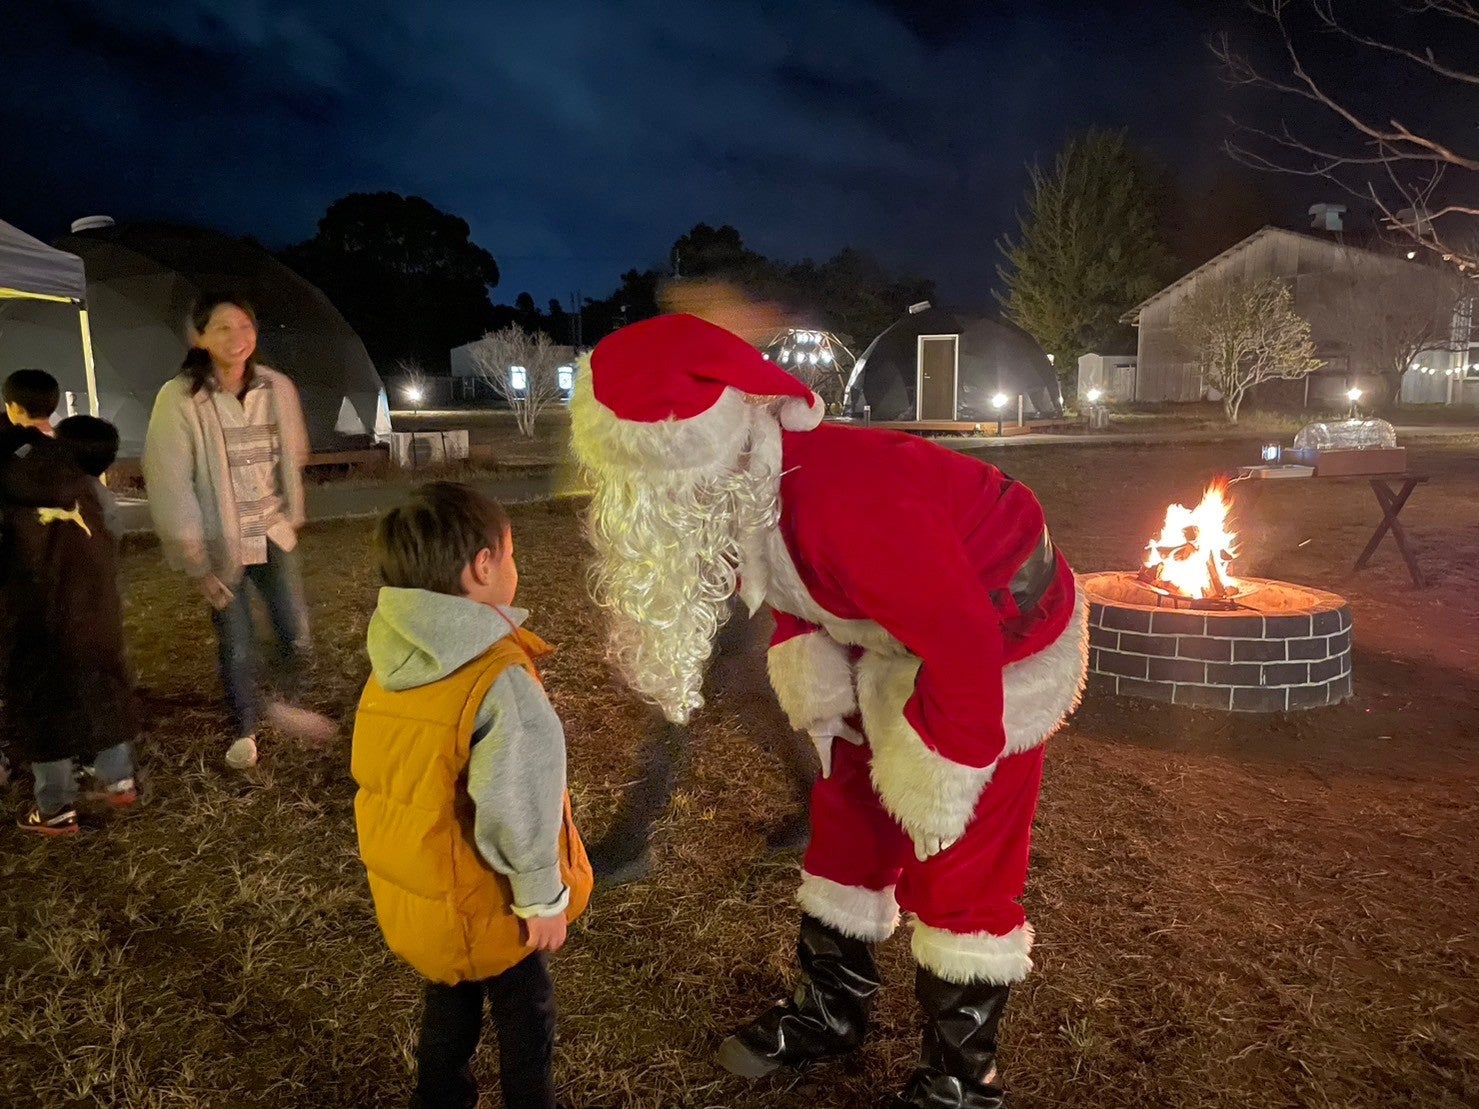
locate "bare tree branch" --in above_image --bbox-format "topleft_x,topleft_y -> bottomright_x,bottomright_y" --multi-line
1215,1 -> 1479,272
1404,1 -> 1479,32
466,325 -> 567,439
1310,0 -> 1479,85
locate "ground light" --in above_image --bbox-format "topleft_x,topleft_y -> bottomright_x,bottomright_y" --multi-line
1086,387 -> 1103,404
992,392 -> 1008,436
1347,386 -> 1363,418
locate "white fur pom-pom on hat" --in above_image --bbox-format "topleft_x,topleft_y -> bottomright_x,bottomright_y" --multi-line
571,313 -> 823,476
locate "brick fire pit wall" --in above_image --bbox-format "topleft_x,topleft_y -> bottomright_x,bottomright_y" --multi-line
1081,572 -> 1354,712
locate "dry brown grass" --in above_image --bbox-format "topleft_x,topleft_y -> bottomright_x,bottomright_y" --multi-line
2,441 -> 1477,1107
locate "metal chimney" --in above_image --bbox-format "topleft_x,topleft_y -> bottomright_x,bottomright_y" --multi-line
1308,203 -> 1346,232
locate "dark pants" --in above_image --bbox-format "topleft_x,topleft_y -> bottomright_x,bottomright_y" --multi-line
412,953 -> 556,1109
589,601 -> 815,871
209,542 -> 309,739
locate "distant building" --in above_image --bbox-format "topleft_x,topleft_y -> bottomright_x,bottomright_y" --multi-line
1123,215 -> 1475,408
1076,353 -> 1138,407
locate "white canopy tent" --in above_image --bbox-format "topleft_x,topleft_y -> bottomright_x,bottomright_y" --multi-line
0,218 -> 98,417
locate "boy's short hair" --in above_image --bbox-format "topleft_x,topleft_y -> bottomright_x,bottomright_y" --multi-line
56,415 -> 121,478
3,369 -> 61,419
375,482 -> 511,596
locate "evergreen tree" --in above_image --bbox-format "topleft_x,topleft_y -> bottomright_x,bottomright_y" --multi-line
997,129 -> 1172,384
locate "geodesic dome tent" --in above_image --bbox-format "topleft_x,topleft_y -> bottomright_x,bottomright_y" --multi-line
0,220 -> 390,457
844,305 -> 1062,422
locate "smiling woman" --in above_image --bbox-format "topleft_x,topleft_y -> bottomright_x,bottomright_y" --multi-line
142,293 -> 336,772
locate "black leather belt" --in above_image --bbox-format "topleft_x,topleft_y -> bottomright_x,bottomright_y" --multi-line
1006,527 -> 1056,615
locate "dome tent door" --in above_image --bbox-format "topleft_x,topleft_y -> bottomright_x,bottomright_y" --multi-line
916,334 -> 958,420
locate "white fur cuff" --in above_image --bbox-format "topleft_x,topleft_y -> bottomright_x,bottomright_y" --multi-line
911,921 -> 1035,985
859,651 -> 994,843
1001,585 -> 1090,758
767,631 -> 856,731
797,871 -> 900,942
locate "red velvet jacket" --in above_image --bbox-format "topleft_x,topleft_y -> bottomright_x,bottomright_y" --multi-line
754,424 -> 1085,840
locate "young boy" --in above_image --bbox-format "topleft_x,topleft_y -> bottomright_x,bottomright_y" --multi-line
2,368 -> 61,437
0,371 -> 138,834
352,481 -> 592,1109
55,415 -> 122,543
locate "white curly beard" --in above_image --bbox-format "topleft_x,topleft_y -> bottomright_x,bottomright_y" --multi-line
583,412 -> 781,724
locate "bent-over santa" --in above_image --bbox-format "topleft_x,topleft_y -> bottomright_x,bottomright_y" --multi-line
570,313 -> 1088,1109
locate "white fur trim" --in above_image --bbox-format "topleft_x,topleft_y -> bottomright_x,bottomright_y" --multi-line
780,392 -> 825,431
570,358 -> 752,477
1001,585 -> 1090,757
767,631 -> 856,731
856,590 -> 1089,841
911,921 -> 1035,985
797,871 -> 899,942
859,651 -> 996,843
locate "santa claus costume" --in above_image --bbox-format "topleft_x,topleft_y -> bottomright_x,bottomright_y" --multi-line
571,314 -> 1088,1108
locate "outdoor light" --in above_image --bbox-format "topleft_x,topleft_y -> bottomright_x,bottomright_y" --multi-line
1346,387 -> 1362,402
821,349 -> 833,363
1086,387 -> 1103,404
404,385 -> 424,405
991,393 -> 1009,409
779,350 -> 790,363
1407,250 -> 1417,259
809,352 -> 818,364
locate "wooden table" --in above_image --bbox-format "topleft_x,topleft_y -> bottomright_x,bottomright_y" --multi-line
1231,471 -> 1430,588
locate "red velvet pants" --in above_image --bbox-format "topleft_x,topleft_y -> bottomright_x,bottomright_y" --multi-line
802,738 -> 1045,939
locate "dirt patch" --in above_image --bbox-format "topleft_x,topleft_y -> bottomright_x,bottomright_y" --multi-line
1,440 -> 1476,1107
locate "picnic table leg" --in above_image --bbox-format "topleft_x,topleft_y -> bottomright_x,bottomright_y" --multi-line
1356,479 -> 1426,587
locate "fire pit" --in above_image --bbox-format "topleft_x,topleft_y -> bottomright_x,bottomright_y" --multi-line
1082,481 -> 1354,713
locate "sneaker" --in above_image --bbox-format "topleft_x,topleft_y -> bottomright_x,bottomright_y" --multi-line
82,777 -> 139,809
225,736 -> 259,771
264,701 -> 337,746
18,805 -> 79,836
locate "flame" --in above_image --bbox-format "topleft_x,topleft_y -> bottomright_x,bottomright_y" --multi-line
1142,479 -> 1239,599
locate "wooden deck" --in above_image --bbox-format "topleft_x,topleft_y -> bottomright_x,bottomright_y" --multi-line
108,445 -> 390,486
856,417 -> 1082,435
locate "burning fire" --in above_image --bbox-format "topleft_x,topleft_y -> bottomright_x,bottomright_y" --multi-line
1139,479 -> 1239,601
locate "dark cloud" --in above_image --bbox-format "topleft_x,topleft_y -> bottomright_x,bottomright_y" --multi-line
2,0 -> 1266,305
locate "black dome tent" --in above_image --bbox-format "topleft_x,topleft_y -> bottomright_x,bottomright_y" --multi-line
844,305 -> 1062,422
0,220 -> 389,457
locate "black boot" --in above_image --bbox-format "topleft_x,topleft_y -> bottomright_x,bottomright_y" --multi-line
716,914 -> 880,1078
891,968 -> 1011,1108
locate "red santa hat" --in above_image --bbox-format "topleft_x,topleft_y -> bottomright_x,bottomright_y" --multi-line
571,313 -> 824,476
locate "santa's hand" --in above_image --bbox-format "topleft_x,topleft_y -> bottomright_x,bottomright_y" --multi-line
911,830 -> 960,862
808,717 -> 864,778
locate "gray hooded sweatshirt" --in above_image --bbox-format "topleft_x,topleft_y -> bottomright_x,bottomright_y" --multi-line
366,587 -> 569,917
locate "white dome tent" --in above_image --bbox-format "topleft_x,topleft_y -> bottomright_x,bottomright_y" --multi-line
0,219 -> 391,457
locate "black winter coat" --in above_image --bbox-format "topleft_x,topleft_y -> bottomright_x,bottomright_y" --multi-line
0,427 -> 137,764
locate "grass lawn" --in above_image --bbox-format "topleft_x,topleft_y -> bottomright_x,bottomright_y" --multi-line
2,438 -> 1477,1107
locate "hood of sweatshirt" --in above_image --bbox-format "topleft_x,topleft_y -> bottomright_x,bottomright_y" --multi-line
367,587 -> 527,692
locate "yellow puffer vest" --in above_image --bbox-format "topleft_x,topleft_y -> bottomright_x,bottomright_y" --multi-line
351,626 -> 592,985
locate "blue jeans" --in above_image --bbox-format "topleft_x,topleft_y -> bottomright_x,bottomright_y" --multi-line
33,741 -> 134,815
210,542 -> 310,740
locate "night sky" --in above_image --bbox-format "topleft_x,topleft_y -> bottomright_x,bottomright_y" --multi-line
0,1 -> 1361,306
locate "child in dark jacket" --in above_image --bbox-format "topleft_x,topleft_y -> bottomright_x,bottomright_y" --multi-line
55,415 -> 122,543
0,371 -> 138,835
